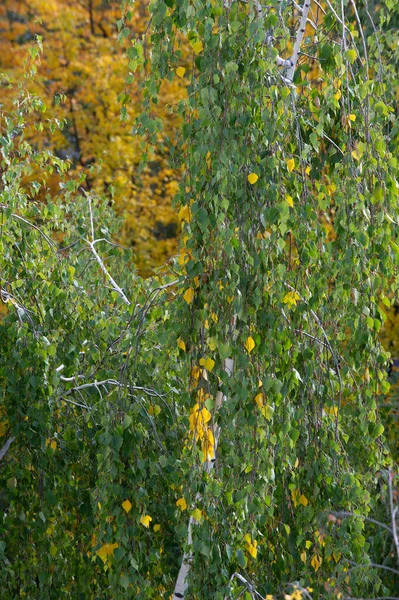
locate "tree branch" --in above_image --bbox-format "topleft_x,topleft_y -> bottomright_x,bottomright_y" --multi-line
0,436 -> 16,462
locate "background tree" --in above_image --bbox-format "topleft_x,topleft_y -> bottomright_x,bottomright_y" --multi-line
0,0 -> 186,274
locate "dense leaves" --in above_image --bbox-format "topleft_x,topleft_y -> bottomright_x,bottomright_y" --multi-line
0,1 -> 399,599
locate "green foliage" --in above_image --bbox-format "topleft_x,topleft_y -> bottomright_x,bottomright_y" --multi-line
1,1 -> 399,599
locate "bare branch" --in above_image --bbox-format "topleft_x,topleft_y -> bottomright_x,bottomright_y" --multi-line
328,510 -> 394,535
0,436 -> 16,462
388,469 -> 399,565
286,0 -> 311,81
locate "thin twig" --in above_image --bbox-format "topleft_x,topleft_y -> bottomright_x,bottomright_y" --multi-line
328,510 -> 394,535
388,469 -> 399,565
0,436 -> 15,462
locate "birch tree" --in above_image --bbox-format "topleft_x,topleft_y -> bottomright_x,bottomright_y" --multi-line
1,1 -> 399,599
133,0 -> 399,597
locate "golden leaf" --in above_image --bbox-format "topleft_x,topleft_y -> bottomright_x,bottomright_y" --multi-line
191,40 -> 203,54
199,356 -> 215,371
153,524 -> 161,532
178,204 -> 192,222
311,554 -> 322,571
286,194 -> 294,207
299,494 -> 308,507
177,338 -> 186,351
255,392 -> 264,410
244,336 -> 255,353
300,551 -> 307,563
139,514 -> 152,528
176,497 -> 187,511
248,173 -> 259,184
183,287 -> 194,304
283,291 -> 300,307
122,499 -> 132,513
287,158 -> 295,172
96,542 -> 118,564
176,66 -> 186,78
191,508 -> 202,522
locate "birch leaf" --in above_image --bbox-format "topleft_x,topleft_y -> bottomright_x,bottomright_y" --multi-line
176,497 -> 187,511
139,514 -> 152,527
121,499 -> 132,513
183,287 -> 194,304
191,508 -> 202,522
244,336 -> 255,353
248,173 -> 259,184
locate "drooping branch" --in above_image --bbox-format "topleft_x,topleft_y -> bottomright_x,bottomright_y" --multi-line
173,320 -> 236,598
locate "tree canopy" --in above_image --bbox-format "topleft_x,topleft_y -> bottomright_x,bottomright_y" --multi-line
0,1 -> 399,599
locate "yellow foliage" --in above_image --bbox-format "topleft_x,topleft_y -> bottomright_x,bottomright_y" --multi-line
244,336 -> 255,353
176,497 -> 187,511
283,291 -> 300,307
139,514 -> 152,528
244,533 -> 258,559
248,173 -> 259,184
183,288 -> 195,304
96,542 -> 118,564
177,338 -> 186,351
0,0 -> 186,276
311,554 -> 322,571
191,508 -> 202,522
121,500 -> 132,513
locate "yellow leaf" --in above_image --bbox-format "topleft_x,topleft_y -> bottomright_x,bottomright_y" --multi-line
191,365 -> 201,381
305,540 -> 312,549
201,357 -> 215,371
311,554 -> 322,571
176,66 -> 186,78
291,488 -> 300,508
208,338 -> 218,351
333,551 -> 341,563
96,542 -> 118,564
153,524 -> 161,532
248,173 -> 259,184
287,158 -> 295,172
50,440 -> 57,451
183,287 -> 194,304
305,166 -> 311,175
191,508 -> 202,522
283,291 -> 300,307
177,338 -> 186,351
211,312 -> 218,323
299,494 -> 308,507
255,392 -> 264,410
191,40 -> 203,54
349,113 -> 356,121
245,534 -> 258,559
204,319 -> 209,330
178,204 -> 192,223
300,551 -> 307,563
244,336 -> 255,353
122,499 -> 132,514
140,514 -> 152,528
264,404 -> 274,420
178,252 -> 189,266
265,596 -> 274,600
176,497 -> 187,511
286,195 -> 294,208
